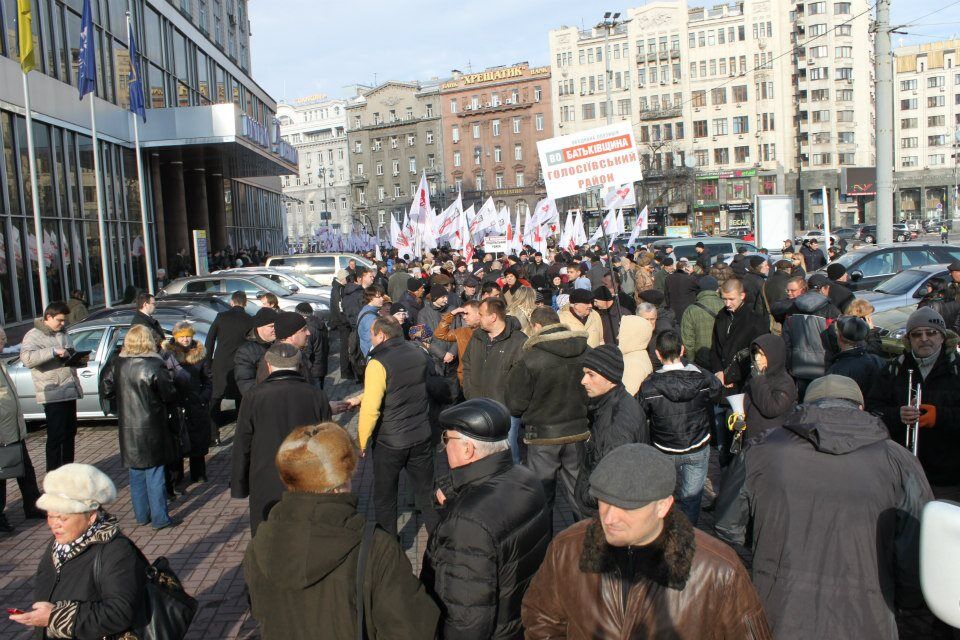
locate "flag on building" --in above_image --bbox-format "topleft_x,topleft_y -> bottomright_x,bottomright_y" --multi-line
126,16 -> 146,122
77,0 -> 96,98
17,0 -> 35,74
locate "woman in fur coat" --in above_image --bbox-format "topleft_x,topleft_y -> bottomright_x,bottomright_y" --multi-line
163,322 -> 213,483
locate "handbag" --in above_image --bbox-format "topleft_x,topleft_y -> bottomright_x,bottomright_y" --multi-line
95,539 -> 198,640
0,441 -> 24,480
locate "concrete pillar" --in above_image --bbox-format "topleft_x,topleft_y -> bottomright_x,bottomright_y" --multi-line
160,157 -> 189,263
149,153 -> 167,269
207,172 -> 227,251
184,167 -> 210,240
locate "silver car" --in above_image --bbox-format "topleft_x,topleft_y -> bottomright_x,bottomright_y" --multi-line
7,308 -> 211,422
209,266 -> 330,297
854,264 -> 950,313
264,253 -> 374,285
161,273 -> 330,318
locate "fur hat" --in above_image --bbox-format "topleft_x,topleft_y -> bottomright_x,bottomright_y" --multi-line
36,463 -> 117,514
275,423 -> 357,493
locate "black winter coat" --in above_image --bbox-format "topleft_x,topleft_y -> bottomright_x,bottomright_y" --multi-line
800,245 -> 826,272
205,306 -> 251,399
33,523 -> 146,640
866,348 -> 960,486
163,339 -> 213,458
504,324 -> 590,444
234,327 -> 273,396
764,269 -> 791,308
341,283 -> 365,327
741,270 -> 769,317
303,315 -> 329,382
742,334 -> 797,443
639,363 -> 722,452
827,280 -> 855,313
827,346 -> 885,399
422,450 -> 550,640
575,385 -> 649,516
461,323 -> 527,404
743,400 -> 932,640
399,291 -> 424,326
329,280 -> 348,330
710,302 -> 770,392
231,370 -> 331,534
664,271 -> 699,320
776,292 -> 839,380
130,311 -> 164,344
100,353 -> 178,469
648,306 -> 678,370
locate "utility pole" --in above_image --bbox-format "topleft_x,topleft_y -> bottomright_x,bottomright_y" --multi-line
598,12 -> 626,125
874,0 -> 894,244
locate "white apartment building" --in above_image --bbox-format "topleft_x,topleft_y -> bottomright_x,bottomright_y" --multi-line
277,95 -> 353,240
892,39 -> 960,222
548,0 -> 875,232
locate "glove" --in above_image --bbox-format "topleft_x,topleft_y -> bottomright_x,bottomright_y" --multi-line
918,404 -> 937,429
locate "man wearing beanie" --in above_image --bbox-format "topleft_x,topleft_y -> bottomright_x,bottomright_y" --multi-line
559,288 -> 602,348
827,315 -> 885,397
742,255 -> 771,318
232,342 -> 339,534
736,375 -> 931,639
574,344 -> 648,517
418,284 -> 458,372
653,256 -> 675,292
522,444 -> 770,638
254,311 -> 314,385
234,307 -> 279,395
867,306 -> 960,499
244,424 -> 440,639
825,262 -> 855,312
421,399 -> 550,640
591,285 -> 621,346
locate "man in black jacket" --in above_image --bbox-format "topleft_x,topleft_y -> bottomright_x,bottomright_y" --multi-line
710,278 -> 770,394
505,307 -> 589,524
295,302 -> 329,389
342,267 -> 374,331
693,242 -> 711,272
664,258 -> 699,321
399,278 -> 426,326
231,343 -> 336,534
130,292 -> 163,344
206,291 -> 251,442
741,256 -> 770,318
329,270 -> 352,380
234,308 -> 278,396
825,263 -> 856,313
575,344 -> 648,517
744,375 -> 932,640
800,239 -> 826,272
421,399 -> 550,640
639,331 -> 721,525
828,316 -> 884,398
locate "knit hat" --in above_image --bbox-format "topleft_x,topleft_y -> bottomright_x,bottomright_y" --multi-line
905,306 -> 946,336
826,263 -> 846,280
582,344 -> 624,385
295,302 -> 314,314
638,289 -> 665,306
589,444 -> 676,510
695,241 -> 705,249
407,278 -> 424,292
389,302 -> 408,315
275,423 -> 357,493
804,374 -> 863,406
593,286 -> 614,302
463,275 -> 480,288
808,274 -> 830,290
36,463 -> 117,514
253,307 -> 279,328
661,257 -> 674,267
837,315 -> 869,343
748,255 -> 766,269
698,275 -> 719,292
570,288 -> 594,304
274,311 -> 307,341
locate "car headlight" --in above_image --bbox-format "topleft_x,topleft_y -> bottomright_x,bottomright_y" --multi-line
890,327 -> 907,340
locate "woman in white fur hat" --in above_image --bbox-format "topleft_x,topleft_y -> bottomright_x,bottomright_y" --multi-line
8,463 -> 146,638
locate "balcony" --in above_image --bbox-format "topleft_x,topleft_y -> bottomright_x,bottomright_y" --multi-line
457,100 -> 530,117
638,107 -> 683,121
350,174 -> 368,185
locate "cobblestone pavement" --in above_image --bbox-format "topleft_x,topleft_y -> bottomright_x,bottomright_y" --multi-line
0,364 -> 733,639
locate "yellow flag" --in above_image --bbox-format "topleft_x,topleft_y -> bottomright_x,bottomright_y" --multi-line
18,0 -> 35,74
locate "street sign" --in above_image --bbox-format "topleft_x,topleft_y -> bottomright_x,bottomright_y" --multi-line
936,203 -> 943,212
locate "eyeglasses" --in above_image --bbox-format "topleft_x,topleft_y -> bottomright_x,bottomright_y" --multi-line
909,329 -> 942,339
440,432 -> 461,449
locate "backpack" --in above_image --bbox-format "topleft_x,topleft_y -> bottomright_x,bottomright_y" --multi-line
347,309 -> 378,379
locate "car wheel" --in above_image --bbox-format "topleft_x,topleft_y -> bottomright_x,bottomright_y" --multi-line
865,235 -> 875,244
896,234 -> 905,242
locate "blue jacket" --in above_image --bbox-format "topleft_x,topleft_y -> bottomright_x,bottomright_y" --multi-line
358,305 -> 380,356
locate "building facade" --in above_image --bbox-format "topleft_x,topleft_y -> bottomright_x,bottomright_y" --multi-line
0,0 -> 293,327
345,81 -> 444,239
277,95 -> 351,240
892,39 -> 960,223
438,63 -> 553,216
548,0 -> 875,232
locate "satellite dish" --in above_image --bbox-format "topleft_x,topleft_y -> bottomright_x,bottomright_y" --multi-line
684,155 -> 697,169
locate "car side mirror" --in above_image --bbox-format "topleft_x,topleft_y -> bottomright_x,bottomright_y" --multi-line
849,270 -> 863,282
288,285 -> 299,293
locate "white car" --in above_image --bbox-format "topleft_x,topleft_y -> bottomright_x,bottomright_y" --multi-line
264,253 -> 375,285
210,266 -> 330,297
795,230 -> 838,246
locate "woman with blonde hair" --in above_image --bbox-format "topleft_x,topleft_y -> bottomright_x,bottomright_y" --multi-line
100,325 -> 179,528
506,286 -> 537,333
163,322 -> 213,484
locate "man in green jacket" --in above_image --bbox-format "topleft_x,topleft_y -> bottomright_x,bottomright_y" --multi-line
680,276 -> 724,370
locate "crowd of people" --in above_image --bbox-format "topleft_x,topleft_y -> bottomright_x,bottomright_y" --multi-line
4,233 -> 960,639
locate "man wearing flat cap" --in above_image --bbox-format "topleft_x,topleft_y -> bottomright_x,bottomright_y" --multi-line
522,443 -> 770,639
946,259 -> 960,302
421,398 -> 549,640
741,375 -> 932,640
559,288 -> 602,348
867,307 -> 960,500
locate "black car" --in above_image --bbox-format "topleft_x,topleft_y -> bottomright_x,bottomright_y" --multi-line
815,243 -> 960,291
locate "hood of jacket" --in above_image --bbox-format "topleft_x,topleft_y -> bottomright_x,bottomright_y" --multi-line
249,492 -> 364,590
695,289 -> 721,306
646,365 -> 708,402
342,282 -> 362,296
782,399 -> 889,454
524,323 -> 588,358
618,315 -> 653,354
161,339 -> 206,365
751,334 -> 786,375
794,291 -> 831,315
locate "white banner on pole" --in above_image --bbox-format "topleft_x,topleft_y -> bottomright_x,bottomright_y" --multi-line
536,122 -> 643,200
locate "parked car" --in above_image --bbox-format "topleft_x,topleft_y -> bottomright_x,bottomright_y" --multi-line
210,266 -> 330,297
853,264 -> 951,313
813,243 -> 960,291
151,292 -> 260,316
264,253 -> 374,285
924,218 -> 953,233
727,226 -> 755,241
854,224 -> 917,244
795,230 -> 839,246
611,234 -> 670,250
6,310 -> 212,422
833,227 -> 858,241
161,274 -> 330,318
648,237 -> 758,264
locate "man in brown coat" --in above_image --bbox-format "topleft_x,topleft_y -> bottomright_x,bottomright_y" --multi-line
522,444 -> 771,640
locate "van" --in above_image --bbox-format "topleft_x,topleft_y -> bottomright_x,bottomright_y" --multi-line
648,237 -> 758,264
264,253 -> 375,285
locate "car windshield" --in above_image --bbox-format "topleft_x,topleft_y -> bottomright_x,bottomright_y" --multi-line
832,251 -> 871,270
873,269 -> 928,296
248,275 -> 293,296
285,272 -> 322,287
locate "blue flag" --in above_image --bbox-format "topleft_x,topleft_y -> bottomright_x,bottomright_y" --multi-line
77,0 -> 95,99
127,16 -> 146,122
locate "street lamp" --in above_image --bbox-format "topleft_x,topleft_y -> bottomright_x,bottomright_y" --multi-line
317,166 -> 329,226
596,11 -> 628,126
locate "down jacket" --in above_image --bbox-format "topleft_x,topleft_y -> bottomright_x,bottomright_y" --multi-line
776,291 -> 839,380
639,363 -> 722,453
162,338 -> 213,458
618,315 -> 653,396
461,323 -> 527,404
100,352 -> 179,469
680,289 -> 724,370
558,305 -> 602,348
234,326 -> 273,395
421,450 -> 550,640
19,320 -> 83,405
505,324 -> 590,445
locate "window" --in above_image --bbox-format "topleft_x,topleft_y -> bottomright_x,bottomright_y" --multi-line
354,140 -> 362,153
694,149 -> 709,167
713,118 -> 728,135
835,46 -> 852,58
452,126 -> 460,143
425,103 -> 434,117
408,157 -> 416,173
426,130 -> 434,144
377,186 -> 385,202
407,134 -> 416,146
394,184 -> 402,197
392,160 -> 400,175
694,120 -> 708,137
534,86 -> 542,102
514,144 -> 523,161
810,23 -> 827,36
900,98 -> 917,110
356,162 -> 364,175
901,137 -> 918,149
834,2 -> 851,14
495,172 -> 504,189
901,156 -> 918,168
492,119 -> 500,136
734,146 -> 750,163
375,161 -> 384,176
453,151 -> 461,167
714,147 -> 730,164
450,99 -> 458,114
494,146 -> 502,162
901,117 -> 918,129
474,147 -> 482,165
733,116 -> 749,133
837,110 -> 854,122
855,251 -> 895,278
515,171 -> 525,187
810,1 -> 826,13
390,136 -> 399,149
929,154 -> 946,165
812,110 -> 830,122
582,103 -> 596,120
928,95 -> 945,108
837,24 -> 852,36
838,132 -> 855,144
476,175 -> 483,191
900,79 -> 917,91
409,182 -> 417,196
513,117 -> 521,134
711,88 -> 727,105
535,113 -> 544,131
472,123 -> 480,139
810,46 -> 828,58
733,85 -> 748,102
836,68 -> 853,80
836,89 -> 853,101
811,88 -> 829,101
929,135 -> 947,146
929,115 -> 946,127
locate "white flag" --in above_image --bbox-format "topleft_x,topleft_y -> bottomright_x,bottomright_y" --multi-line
512,210 -> 524,254
603,184 -> 637,208
572,211 -> 587,247
470,198 -> 498,239
530,198 -> 560,228
435,195 -> 463,242
626,205 -> 649,247
559,212 -> 573,251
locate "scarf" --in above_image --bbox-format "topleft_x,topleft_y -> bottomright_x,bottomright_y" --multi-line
51,513 -> 119,569
912,347 -> 942,380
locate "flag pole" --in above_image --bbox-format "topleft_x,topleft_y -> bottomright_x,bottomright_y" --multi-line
89,95 -> 113,307
22,70 -> 50,310
131,114 -> 154,294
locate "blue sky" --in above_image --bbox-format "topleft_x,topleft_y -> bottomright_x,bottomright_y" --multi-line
250,0 -> 960,102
